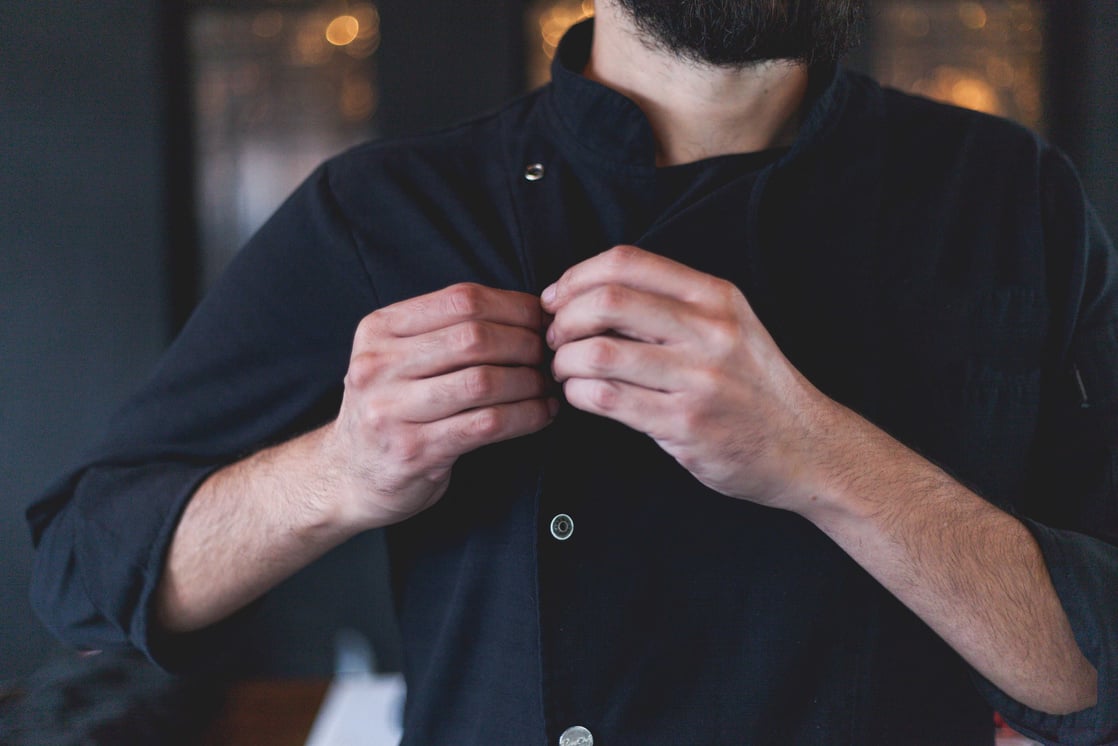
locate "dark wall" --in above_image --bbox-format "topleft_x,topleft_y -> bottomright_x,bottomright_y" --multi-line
0,2 -> 169,679
1080,4 -> 1118,242
1047,1 -> 1118,241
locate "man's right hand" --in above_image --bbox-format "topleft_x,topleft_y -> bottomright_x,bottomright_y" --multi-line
326,282 -> 557,529
157,283 -> 554,634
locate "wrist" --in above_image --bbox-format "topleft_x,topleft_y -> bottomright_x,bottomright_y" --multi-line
309,421 -> 378,534
313,419 -> 431,533
791,402 -> 905,528
796,404 -> 964,538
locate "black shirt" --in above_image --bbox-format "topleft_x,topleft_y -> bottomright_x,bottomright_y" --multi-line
28,20 -> 1118,745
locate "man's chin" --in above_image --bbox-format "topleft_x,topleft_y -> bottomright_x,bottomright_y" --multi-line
613,0 -> 866,66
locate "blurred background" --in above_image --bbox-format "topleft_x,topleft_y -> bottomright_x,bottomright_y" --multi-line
1,0 -> 1115,693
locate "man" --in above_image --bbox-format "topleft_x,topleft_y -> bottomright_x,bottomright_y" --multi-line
28,1 -> 1117,743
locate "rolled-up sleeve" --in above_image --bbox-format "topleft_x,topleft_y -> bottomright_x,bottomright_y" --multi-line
973,148 -> 1118,744
26,161 -> 379,672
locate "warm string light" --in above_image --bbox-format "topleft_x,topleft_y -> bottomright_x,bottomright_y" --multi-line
267,4 -> 380,66
326,15 -> 360,46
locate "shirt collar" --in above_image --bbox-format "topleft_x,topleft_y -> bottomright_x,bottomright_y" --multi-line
545,19 -> 849,172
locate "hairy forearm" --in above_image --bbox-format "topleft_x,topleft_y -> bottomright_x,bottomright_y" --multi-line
805,406 -> 1098,715
155,423 -> 365,634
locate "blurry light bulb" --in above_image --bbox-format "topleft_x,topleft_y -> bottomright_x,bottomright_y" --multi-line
950,77 -> 999,114
958,2 -> 988,30
326,15 -> 360,46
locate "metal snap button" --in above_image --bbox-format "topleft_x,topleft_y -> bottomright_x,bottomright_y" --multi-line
550,513 -> 574,541
560,725 -> 593,746
524,162 -> 545,181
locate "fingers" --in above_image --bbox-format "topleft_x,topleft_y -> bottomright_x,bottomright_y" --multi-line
402,320 -> 546,378
551,335 -> 687,392
545,284 -> 692,349
542,245 -> 735,311
377,283 -> 543,338
350,283 -> 547,389
561,377 -> 675,441
404,365 -> 554,423
422,397 -> 558,462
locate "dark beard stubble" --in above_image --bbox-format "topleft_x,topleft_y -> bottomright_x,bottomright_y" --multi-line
612,0 -> 866,67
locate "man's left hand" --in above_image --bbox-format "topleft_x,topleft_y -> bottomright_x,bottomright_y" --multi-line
542,244 -> 848,514
544,245 -> 1101,715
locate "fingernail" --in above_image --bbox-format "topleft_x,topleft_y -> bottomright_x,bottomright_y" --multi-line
547,398 -> 560,417
546,324 -> 556,346
541,284 -> 556,304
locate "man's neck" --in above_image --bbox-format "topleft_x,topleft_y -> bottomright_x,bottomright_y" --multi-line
585,3 -> 810,167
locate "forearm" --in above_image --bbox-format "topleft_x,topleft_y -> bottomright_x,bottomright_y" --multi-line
805,405 -> 1098,715
154,422 -> 370,634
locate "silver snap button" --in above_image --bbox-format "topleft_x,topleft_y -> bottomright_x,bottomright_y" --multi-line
550,513 -> 574,541
560,725 -> 593,746
524,162 -> 545,181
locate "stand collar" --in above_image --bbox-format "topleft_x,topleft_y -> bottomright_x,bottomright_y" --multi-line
545,19 -> 849,172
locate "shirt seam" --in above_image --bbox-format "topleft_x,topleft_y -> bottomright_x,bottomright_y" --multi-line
323,161 -> 384,309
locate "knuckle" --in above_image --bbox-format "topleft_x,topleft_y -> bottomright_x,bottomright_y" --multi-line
453,320 -> 488,355
463,367 -> 497,400
345,352 -> 381,389
713,278 -> 740,304
471,408 -> 504,437
358,402 -> 390,433
393,434 -> 424,464
594,284 -> 626,314
423,466 -> 451,485
605,244 -> 638,266
445,283 -> 485,319
588,380 -> 619,411
707,320 -> 739,353
687,277 -> 736,310
353,313 -> 384,347
588,337 -> 618,373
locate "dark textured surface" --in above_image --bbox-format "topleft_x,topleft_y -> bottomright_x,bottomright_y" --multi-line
0,652 -> 221,746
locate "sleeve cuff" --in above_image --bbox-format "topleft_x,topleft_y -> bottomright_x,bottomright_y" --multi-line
971,518 -> 1118,745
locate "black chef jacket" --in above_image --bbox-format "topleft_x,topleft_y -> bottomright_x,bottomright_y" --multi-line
28,20 -> 1118,746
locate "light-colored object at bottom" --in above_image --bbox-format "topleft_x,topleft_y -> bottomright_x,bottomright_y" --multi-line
559,724 -> 594,746
304,673 -> 405,746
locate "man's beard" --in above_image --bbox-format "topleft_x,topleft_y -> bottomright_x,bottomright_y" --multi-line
612,0 -> 865,67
